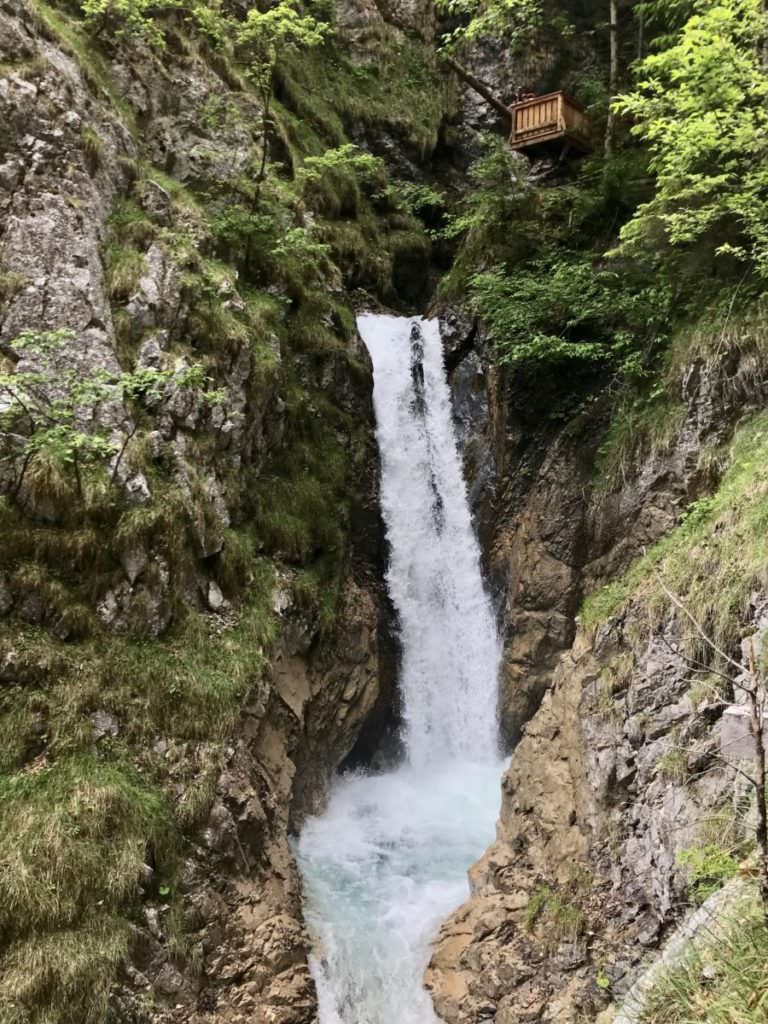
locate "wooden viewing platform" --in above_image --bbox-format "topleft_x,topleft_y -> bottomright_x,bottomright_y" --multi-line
508,91 -> 590,155
441,59 -> 591,161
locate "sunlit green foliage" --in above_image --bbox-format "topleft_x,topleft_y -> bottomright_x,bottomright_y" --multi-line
237,0 -> 330,191
297,143 -> 385,215
80,0 -> 228,47
236,0 -> 330,84
0,329 -> 218,499
678,845 -> 740,903
436,0 -> 559,56
468,258 -> 669,369
80,0 -> 168,45
382,180 -> 446,225
614,0 -> 768,280
442,138 -> 669,375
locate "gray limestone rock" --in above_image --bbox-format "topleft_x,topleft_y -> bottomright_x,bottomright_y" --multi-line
90,709 -> 120,740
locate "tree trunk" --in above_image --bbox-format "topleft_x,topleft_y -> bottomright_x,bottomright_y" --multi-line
751,700 -> 768,921
443,55 -> 512,122
605,0 -> 619,155
747,640 -> 768,923
255,72 -> 273,202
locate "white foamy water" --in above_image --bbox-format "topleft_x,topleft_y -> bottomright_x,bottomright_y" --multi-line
296,314 -> 503,1024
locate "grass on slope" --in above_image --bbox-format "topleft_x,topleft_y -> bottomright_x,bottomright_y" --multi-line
595,299 -> 768,494
639,891 -> 768,1024
1,915 -> 130,1024
0,559 -> 278,1023
582,410 -> 768,658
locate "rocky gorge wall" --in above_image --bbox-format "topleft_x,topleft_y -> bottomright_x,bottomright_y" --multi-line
5,0 -> 768,1020
0,0 -> 448,1019
140,576 -> 387,1024
432,311 -> 768,1022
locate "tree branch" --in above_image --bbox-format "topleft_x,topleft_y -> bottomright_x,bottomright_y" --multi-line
442,55 -> 512,120
653,568 -> 746,675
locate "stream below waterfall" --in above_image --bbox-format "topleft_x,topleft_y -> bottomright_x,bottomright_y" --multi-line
296,314 -> 504,1024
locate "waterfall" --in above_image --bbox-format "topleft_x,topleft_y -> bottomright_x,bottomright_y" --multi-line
297,314 -> 503,1024
359,313 -> 500,766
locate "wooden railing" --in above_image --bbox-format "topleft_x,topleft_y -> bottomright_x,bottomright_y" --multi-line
508,91 -> 589,152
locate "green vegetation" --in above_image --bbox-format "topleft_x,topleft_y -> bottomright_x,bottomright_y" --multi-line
0,329 -> 218,501
437,134 -> 670,389
276,35 -> 456,159
236,0 -> 330,195
0,758 -> 171,934
592,296 -> 768,490
523,883 -> 585,950
436,0 -> 568,63
30,0 -> 139,131
615,0 -> 768,282
1,914 -> 130,1024
0,516 -> 278,1017
638,891 -> 768,1024
0,568 -> 276,769
655,745 -> 689,784
678,844 -> 740,903
79,0 -> 228,48
296,143 -> 385,215
0,757 -> 167,1022
589,657 -> 633,719
582,411 -> 768,653
80,125 -> 103,174
595,966 -> 611,991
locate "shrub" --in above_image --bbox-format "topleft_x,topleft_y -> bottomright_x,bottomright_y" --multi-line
678,845 -> 739,903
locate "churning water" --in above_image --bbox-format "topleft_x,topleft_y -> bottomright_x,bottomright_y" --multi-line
296,314 -> 504,1024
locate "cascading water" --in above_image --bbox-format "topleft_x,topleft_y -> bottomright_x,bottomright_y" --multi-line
296,314 -> 504,1024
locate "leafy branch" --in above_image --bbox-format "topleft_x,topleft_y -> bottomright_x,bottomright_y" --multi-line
0,329 -> 220,501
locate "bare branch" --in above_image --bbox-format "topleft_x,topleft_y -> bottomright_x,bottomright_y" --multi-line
656,631 -> 737,688
653,567 -> 746,676
109,421 -> 138,489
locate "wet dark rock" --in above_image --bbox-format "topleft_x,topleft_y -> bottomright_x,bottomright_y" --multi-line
429,313 -> 768,1022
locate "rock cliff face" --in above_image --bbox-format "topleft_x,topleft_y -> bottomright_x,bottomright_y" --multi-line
133,578 -> 386,1024
6,0 -> 767,1021
0,1 -> 421,1019
432,323 -> 768,1023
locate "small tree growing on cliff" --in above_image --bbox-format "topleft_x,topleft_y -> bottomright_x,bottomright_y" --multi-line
612,0 -> 768,279
0,329 -> 218,502
236,1 -> 330,197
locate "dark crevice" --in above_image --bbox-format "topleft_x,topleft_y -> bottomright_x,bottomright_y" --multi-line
444,316 -> 478,374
